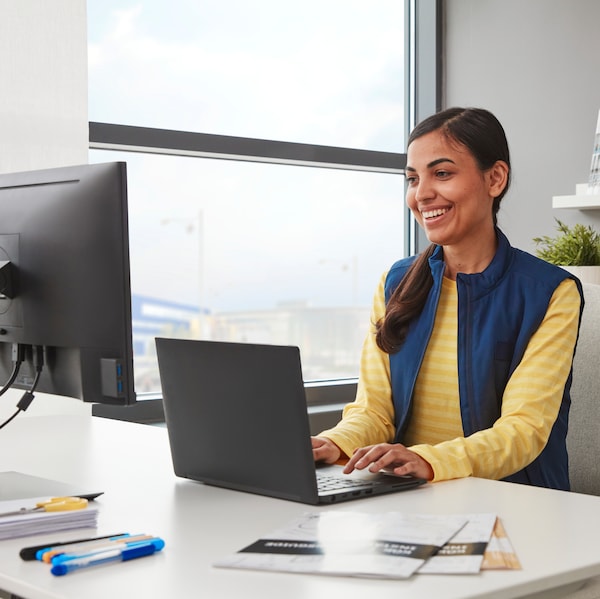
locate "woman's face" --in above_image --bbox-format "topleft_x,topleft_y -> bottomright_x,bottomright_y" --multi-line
405,129 -> 506,249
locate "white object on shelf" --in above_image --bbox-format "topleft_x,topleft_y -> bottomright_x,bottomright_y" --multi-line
552,183 -> 600,210
588,109 -> 600,194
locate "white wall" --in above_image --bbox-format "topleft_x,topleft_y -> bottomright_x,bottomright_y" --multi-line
0,0 -> 88,174
0,0 -> 90,417
444,0 -> 600,253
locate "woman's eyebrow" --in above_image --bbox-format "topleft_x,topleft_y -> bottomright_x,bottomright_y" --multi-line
406,157 -> 456,172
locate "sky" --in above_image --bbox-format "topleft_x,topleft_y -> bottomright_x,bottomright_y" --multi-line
87,1 -> 408,312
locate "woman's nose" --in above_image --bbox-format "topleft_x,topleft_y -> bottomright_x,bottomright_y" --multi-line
413,178 -> 435,202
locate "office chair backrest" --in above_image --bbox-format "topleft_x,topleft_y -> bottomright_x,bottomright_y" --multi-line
567,282 -> 600,495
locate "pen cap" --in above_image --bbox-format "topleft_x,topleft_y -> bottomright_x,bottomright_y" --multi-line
122,543 -> 158,561
122,537 -> 165,552
149,538 -> 165,551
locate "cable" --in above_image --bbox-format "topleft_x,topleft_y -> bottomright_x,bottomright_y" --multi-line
0,343 -> 25,398
0,407 -> 21,429
0,363 -> 21,397
0,346 -> 44,430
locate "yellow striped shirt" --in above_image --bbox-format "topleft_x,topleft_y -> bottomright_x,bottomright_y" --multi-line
402,277 -> 463,446
319,276 -> 581,482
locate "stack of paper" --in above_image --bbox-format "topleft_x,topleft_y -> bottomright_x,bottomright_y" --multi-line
215,512 -> 520,579
0,497 -> 98,540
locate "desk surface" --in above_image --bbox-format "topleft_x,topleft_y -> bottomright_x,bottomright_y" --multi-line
0,414 -> 599,599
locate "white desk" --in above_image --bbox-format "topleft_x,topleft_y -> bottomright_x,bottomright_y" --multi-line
0,414 -> 599,599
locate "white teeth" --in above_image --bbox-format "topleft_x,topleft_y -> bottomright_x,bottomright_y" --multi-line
422,208 -> 449,219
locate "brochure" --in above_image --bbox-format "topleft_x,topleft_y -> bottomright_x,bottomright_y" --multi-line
418,512 -> 496,574
216,512 -> 521,579
481,518 -> 521,570
215,511 -> 470,579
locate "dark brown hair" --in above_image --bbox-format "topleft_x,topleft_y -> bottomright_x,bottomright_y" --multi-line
375,107 -> 511,353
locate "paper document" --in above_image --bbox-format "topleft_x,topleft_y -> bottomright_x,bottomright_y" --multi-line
215,511 -> 468,579
0,496 -> 98,540
481,518 -> 521,570
418,513 -> 497,574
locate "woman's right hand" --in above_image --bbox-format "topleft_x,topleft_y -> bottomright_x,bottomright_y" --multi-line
311,436 -> 342,464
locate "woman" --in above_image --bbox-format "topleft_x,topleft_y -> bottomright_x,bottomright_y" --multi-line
311,107 -> 583,490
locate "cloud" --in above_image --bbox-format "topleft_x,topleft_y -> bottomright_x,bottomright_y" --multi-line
88,1 -> 405,150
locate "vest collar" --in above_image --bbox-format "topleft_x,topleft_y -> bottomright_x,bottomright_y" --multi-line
428,228 -> 512,294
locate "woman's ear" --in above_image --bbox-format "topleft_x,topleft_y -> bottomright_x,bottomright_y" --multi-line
488,160 -> 509,198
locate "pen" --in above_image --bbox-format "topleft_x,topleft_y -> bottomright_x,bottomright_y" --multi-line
20,533 -> 127,561
50,538 -> 165,576
39,533 -> 154,563
51,537 -> 165,565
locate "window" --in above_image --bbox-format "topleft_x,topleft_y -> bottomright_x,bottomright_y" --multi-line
88,1 -> 406,151
87,1 -> 441,408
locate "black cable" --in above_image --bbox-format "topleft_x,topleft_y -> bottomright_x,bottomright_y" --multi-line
0,363 -> 21,397
0,343 -> 25,398
0,346 -> 44,430
0,407 -> 21,429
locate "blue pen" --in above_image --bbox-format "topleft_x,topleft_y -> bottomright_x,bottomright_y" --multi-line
50,538 -> 165,576
51,538 -> 164,565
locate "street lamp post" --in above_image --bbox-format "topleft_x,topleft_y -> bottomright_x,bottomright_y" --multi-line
161,210 -> 205,330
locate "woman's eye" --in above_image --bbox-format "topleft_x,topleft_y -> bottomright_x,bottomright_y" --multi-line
406,176 -> 418,185
436,170 -> 450,178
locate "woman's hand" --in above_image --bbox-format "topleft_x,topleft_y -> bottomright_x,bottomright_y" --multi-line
343,443 -> 434,481
311,436 -> 342,464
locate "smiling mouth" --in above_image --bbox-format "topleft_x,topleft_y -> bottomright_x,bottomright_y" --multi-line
421,207 -> 450,220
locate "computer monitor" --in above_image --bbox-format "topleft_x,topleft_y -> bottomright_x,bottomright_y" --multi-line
0,161 -> 136,405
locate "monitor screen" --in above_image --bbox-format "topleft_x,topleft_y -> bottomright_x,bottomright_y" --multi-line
0,161 -> 136,405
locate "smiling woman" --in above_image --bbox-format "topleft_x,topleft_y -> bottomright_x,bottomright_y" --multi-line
313,107 -> 585,492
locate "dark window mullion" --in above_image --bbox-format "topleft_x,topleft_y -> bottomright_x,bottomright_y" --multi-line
89,122 -> 406,174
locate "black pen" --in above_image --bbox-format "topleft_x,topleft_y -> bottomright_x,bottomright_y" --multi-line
19,533 -> 127,561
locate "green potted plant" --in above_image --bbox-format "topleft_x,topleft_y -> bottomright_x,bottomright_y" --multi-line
533,219 -> 600,284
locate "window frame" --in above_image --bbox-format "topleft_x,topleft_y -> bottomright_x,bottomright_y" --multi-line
90,0 -> 442,423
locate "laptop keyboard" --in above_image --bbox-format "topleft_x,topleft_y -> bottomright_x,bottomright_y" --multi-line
316,471 -> 383,492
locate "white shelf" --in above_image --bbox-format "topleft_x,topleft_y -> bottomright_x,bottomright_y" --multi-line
553,183 -> 600,210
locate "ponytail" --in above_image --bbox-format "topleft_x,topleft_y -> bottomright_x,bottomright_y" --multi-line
375,244 -> 436,353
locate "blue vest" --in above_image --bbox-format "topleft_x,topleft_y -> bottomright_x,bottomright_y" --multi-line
384,229 -> 583,490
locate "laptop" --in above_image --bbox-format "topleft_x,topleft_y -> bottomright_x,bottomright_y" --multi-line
155,338 -> 426,505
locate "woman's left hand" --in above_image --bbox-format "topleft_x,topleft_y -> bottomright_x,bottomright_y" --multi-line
343,443 -> 434,481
